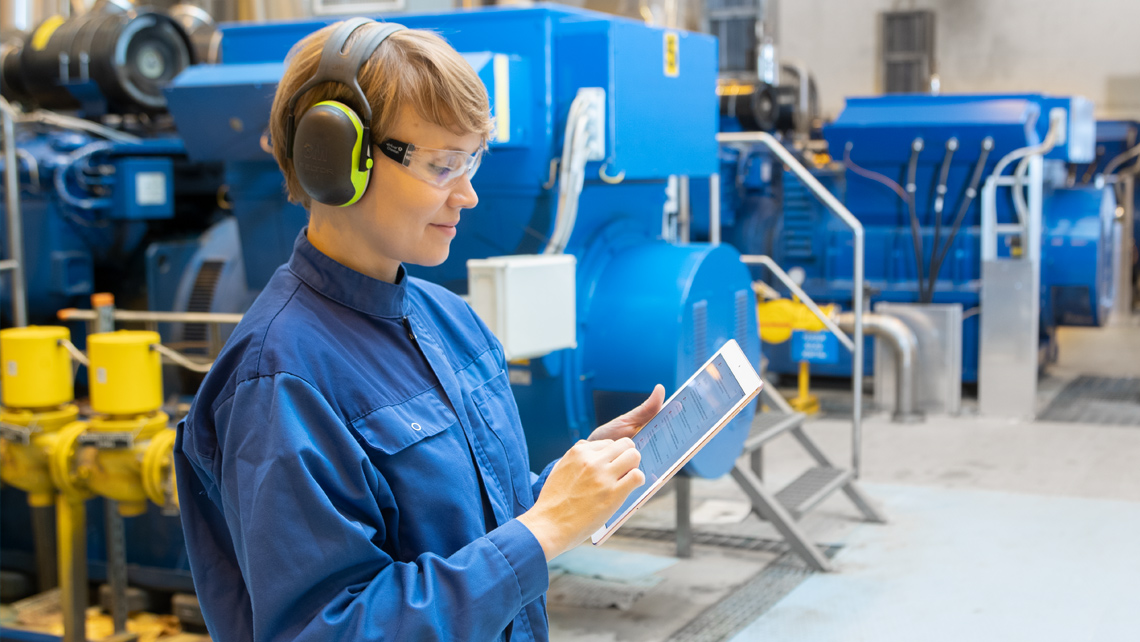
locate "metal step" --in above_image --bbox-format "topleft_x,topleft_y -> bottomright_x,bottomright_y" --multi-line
775,467 -> 852,519
743,412 -> 806,452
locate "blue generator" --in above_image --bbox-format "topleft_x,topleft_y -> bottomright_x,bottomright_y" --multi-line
3,3 -> 761,600
163,4 -> 760,478
710,94 -> 1117,386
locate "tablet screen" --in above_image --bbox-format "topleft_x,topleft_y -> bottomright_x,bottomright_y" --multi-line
606,352 -> 748,526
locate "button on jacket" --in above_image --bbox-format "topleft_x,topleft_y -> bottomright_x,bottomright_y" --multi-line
175,230 -> 553,641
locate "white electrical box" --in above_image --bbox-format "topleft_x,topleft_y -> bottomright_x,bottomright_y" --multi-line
467,255 -> 577,361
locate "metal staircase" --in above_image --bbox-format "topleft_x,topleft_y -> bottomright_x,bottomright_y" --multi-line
675,382 -> 884,572
672,131 -> 887,571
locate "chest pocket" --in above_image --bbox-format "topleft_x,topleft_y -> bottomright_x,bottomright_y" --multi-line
349,387 -> 455,455
471,371 -> 534,512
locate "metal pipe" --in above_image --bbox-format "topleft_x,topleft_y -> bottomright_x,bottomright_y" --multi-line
32,505 -> 58,593
721,131 -> 865,476
2,95 -> 28,327
709,173 -> 720,246
58,497 -> 88,642
59,309 -> 244,324
838,312 -> 923,423
90,294 -> 130,635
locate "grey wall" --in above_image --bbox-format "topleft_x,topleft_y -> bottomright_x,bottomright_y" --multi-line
780,0 -> 1140,119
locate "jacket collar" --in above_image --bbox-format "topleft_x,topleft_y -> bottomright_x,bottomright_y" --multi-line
287,228 -> 408,319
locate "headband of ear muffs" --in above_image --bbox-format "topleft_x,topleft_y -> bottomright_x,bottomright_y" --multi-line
285,18 -> 407,207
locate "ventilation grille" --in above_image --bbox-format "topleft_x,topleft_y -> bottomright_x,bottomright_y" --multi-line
183,259 -> 224,355
881,10 -> 935,93
781,172 -> 816,260
692,300 -> 709,372
735,289 -> 753,356
706,0 -> 761,73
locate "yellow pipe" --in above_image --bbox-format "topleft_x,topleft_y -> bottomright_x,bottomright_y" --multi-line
0,405 -> 79,506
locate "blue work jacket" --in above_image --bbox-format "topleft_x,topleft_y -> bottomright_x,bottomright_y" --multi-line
175,229 -> 553,641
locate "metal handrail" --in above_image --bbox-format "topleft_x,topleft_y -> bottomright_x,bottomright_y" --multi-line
717,131 -> 866,477
2,95 -> 28,327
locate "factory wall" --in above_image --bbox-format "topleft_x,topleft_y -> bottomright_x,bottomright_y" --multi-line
780,0 -> 1140,119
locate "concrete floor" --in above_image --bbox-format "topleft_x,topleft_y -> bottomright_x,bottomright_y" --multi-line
551,319 -> 1140,641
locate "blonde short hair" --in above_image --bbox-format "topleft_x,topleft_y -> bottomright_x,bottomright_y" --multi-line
269,22 -> 493,208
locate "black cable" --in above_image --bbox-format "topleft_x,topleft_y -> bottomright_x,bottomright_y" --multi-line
1081,145 -> 1104,185
925,137 -> 958,303
927,137 -> 994,294
905,138 -> 925,302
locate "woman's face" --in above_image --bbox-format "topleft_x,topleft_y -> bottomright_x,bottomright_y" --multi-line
349,106 -> 482,272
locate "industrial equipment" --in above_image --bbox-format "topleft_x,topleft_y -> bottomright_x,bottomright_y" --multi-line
1,3 -> 777,600
0,322 -> 182,640
162,4 -> 761,478
709,93 -> 1117,418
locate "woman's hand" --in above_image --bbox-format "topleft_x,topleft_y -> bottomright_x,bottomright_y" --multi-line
587,384 -> 665,442
517,438 -> 645,561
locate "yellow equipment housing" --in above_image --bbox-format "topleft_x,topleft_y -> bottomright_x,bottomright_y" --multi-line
757,299 -> 837,344
87,331 -> 163,416
0,326 -> 74,408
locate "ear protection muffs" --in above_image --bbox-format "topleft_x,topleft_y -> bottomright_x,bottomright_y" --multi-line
285,18 -> 406,207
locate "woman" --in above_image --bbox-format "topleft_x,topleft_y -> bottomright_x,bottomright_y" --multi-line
174,18 -> 664,642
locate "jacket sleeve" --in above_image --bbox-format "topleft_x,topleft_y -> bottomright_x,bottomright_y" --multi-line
213,372 -> 548,642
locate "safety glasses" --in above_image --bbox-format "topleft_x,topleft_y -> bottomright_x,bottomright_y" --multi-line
376,138 -> 484,189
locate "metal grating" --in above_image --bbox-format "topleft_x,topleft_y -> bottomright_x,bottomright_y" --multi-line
706,0 -> 762,73
775,466 -> 848,517
1040,376 -> 1140,425
744,411 -> 805,451
666,549 -> 840,642
881,10 -> 935,93
617,526 -> 841,557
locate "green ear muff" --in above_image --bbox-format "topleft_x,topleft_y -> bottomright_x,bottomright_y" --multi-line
293,100 -> 373,207
283,19 -> 405,207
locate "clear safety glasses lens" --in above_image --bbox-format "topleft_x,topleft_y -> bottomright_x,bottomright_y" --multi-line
378,139 -> 483,189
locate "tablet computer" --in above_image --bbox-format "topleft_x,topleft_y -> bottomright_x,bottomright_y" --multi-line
592,339 -> 763,545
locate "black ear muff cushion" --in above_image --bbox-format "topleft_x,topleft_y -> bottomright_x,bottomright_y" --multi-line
293,104 -> 363,206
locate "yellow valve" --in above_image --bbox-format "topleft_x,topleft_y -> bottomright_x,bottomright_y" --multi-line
757,299 -> 836,344
51,413 -> 170,517
141,428 -> 179,509
0,326 -> 74,408
87,330 -> 163,416
0,405 -> 80,506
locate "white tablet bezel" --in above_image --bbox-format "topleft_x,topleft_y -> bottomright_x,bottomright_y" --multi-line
591,339 -> 763,545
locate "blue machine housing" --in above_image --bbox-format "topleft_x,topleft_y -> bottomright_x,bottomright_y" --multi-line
1071,119 -> 1140,284
704,94 -> 1116,382
2,5 -> 760,596
162,4 -> 759,479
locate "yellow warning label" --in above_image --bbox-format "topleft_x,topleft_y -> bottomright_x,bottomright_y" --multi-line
31,15 -> 65,52
664,31 -> 679,78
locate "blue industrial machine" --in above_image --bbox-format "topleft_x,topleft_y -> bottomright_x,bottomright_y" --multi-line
2,3 -> 760,598
706,93 -> 1117,386
0,3 -> 224,597
162,4 -> 759,476
1070,119 -> 1139,305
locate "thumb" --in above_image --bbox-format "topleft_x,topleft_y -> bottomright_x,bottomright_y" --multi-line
628,384 -> 665,423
